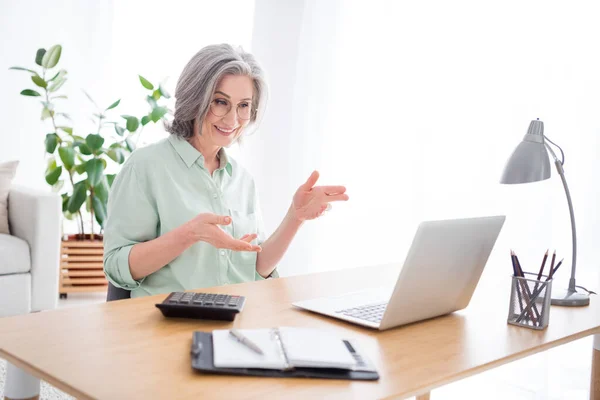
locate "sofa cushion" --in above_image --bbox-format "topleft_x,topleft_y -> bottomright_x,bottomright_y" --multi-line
0,233 -> 30,275
0,160 -> 19,234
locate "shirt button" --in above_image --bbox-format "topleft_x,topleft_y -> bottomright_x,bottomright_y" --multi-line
213,193 -> 218,199
220,250 -> 225,256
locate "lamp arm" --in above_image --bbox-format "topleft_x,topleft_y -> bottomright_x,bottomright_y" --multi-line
546,143 -> 578,292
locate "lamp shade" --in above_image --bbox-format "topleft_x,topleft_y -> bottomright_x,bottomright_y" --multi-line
500,120 -> 551,184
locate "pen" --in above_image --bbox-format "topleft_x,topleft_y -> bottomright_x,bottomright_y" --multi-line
229,329 -> 264,355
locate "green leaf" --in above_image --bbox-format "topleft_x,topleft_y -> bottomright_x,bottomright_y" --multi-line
48,69 -> 67,82
121,115 -> 139,132
45,133 -> 59,153
74,163 -> 87,174
92,195 -> 107,227
158,84 -> 171,99
85,134 -> 104,151
48,78 -> 65,92
51,95 -> 68,100
45,165 -> 62,185
107,148 -> 126,164
67,181 -> 87,213
41,44 -> 62,69
77,142 -> 92,155
46,157 -> 57,171
9,66 -> 37,74
141,115 -> 150,126
152,89 -> 161,100
138,75 -> 154,90
20,89 -> 41,97
41,107 -> 53,120
114,125 -> 125,136
61,194 -> 69,212
31,75 -> 47,88
57,126 -> 73,135
125,137 -> 136,152
35,48 -> 46,66
94,177 -> 110,203
105,99 -> 121,111
52,180 -> 64,193
85,158 -> 104,187
106,174 -> 116,187
58,146 -> 75,170
150,107 -> 168,122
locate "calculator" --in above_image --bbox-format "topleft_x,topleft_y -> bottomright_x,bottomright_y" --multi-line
155,292 -> 246,321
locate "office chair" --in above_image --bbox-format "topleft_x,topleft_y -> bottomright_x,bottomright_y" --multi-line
106,281 -> 131,301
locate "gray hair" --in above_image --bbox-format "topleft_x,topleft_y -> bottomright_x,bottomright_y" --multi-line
165,44 -> 268,140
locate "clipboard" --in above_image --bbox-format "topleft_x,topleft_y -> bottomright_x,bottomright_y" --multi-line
191,331 -> 380,381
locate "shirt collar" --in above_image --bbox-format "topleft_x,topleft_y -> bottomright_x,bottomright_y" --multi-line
168,135 -> 233,176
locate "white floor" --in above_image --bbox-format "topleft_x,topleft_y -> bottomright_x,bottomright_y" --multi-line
1,292 -> 594,399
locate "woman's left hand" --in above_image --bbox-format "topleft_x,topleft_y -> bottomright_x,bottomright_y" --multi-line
291,171 -> 349,221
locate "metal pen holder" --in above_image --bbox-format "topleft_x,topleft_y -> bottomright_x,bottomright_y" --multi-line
507,272 -> 553,330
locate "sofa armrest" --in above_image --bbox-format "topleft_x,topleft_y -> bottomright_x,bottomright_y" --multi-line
8,185 -> 61,312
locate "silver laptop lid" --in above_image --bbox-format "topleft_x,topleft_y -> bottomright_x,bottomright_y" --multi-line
379,215 -> 505,330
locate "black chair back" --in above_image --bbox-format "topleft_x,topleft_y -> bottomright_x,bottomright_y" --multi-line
106,282 -> 131,302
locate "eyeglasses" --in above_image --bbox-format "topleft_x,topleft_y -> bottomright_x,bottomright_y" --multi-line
209,98 -> 255,120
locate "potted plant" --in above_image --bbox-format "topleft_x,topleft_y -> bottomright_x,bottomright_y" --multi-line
10,44 -> 170,296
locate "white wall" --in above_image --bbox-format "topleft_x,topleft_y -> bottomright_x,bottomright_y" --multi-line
0,0 -> 114,188
249,0 -> 600,293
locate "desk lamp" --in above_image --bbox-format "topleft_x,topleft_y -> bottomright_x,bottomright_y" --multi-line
500,118 -> 590,306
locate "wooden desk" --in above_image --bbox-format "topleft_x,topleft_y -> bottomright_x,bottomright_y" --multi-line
1,264 -> 599,400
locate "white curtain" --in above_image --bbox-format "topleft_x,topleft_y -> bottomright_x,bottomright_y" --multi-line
248,0 -> 600,287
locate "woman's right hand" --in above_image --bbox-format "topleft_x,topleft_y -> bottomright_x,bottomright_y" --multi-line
182,213 -> 262,252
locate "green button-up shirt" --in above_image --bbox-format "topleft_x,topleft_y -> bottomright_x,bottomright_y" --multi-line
103,135 -> 276,298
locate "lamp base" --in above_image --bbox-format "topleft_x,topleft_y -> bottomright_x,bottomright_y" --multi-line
551,288 -> 590,307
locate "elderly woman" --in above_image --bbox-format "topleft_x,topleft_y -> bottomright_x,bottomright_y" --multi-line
103,44 -> 348,297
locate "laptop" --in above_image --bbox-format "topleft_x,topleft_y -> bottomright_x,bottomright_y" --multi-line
293,215 -> 506,330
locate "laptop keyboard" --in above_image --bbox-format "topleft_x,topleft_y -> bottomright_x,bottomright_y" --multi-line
336,302 -> 387,323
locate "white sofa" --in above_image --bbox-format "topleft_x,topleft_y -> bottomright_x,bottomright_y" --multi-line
0,186 -> 61,316
1,185 -> 60,400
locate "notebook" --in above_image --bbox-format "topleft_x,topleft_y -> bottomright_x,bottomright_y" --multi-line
212,327 -> 371,371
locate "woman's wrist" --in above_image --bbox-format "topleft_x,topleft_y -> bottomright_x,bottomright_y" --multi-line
286,204 -> 305,229
175,222 -> 200,248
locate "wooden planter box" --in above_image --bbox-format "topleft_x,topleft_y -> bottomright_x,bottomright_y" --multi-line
59,238 -> 107,298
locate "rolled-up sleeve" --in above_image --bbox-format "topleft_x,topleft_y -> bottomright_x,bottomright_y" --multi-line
103,160 -> 158,290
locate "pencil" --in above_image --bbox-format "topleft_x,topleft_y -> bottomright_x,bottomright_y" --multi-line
536,249 -> 548,280
510,250 -> 518,276
548,258 -> 564,280
548,250 -> 556,279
